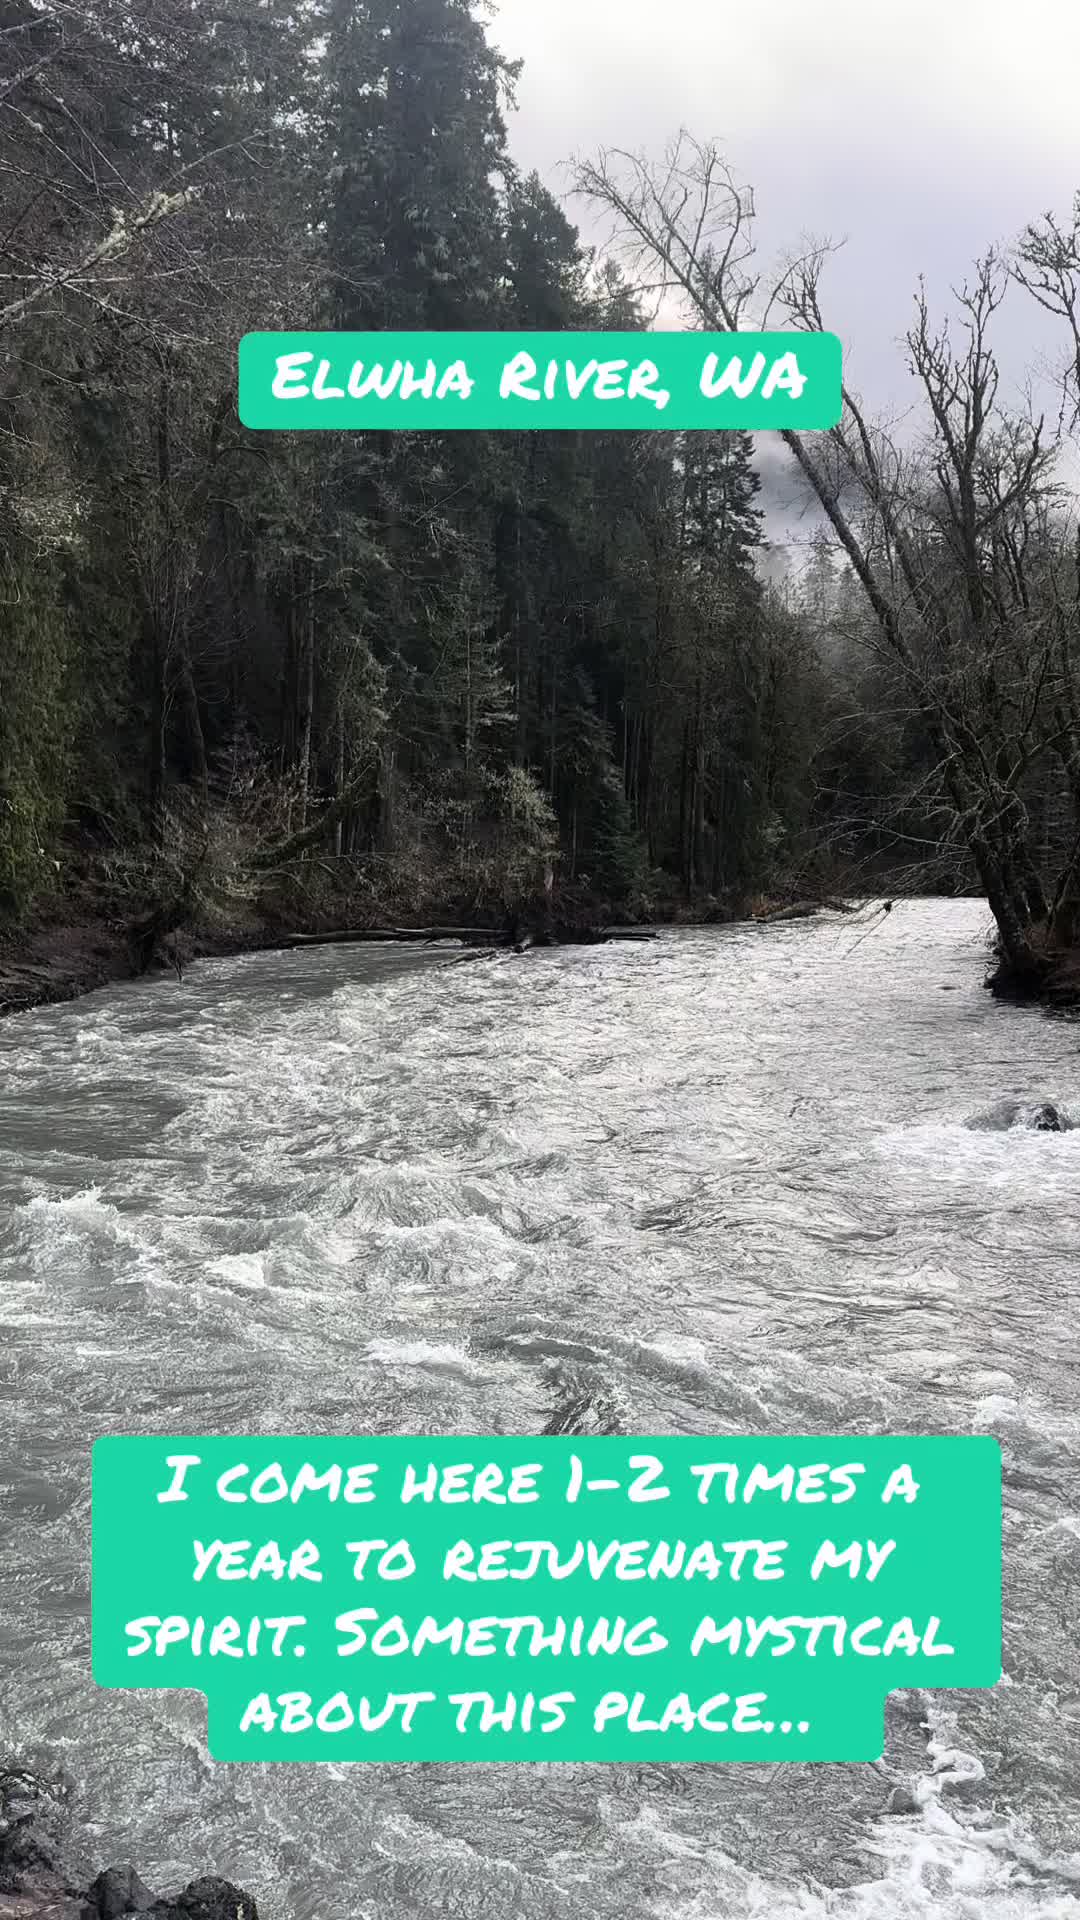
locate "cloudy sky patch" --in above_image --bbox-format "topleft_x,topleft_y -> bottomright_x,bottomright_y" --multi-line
490,0 -> 1080,562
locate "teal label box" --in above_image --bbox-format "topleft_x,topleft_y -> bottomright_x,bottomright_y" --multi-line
92,1435 -> 1001,1763
238,331 -> 842,431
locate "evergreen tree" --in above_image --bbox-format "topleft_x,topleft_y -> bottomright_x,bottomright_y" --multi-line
0,0 -> 839,926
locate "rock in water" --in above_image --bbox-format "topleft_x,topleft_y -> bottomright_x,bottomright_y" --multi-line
0,1895 -> 84,1918
0,1763 -> 71,1898
965,1098 -> 1071,1133
147,1880 -> 258,1920
84,1867 -> 156,1916
82,1875 -> 258,1920
0,1761 -> 257,1920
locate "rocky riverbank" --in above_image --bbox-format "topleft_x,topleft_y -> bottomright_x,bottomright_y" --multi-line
0,1762 -> 258,1920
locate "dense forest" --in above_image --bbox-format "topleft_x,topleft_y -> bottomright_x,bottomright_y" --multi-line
2,0 -> 1079,994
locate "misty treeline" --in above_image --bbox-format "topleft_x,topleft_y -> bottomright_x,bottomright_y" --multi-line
577,140 -> 1080,990
1,3 -> 1078,981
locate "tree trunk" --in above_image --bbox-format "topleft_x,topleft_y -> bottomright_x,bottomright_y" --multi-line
176,651 -> 208,802
147,610 -> 166,844
296,563 -> 315,829
377,743 -> 396,852
678,723 -> 691,892
333,705 -> 345,858
692,688 -> 707,892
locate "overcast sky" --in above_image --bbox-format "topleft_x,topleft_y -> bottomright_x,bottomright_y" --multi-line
488,0 -> 1080,565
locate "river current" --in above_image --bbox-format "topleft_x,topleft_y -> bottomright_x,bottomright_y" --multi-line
1,898 -> 1079,1917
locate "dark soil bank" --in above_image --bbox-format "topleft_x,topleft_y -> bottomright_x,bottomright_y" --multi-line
0,913 -> 288,1018
0,919 -> 164,1018
0,888 -> 747,1020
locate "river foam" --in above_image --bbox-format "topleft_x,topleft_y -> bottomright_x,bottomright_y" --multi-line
0,905 -> 1078,1917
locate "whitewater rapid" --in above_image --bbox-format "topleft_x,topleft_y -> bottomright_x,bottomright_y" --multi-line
1,901 -> 1079,1917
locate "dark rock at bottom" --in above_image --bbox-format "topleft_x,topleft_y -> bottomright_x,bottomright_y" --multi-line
82,1869 -> 258,1920
0,1867 -> 258,1920
0,1762 -> 258,1920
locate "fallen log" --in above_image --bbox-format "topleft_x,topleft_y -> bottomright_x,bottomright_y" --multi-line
279,922 -> 660,954
546,920 -> 657,944
754,902 -> 820,924
282,925 -> 495,949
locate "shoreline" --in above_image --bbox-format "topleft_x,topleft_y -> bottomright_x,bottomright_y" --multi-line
0,1759 -> 258,1919
8,891 -> 1047,1028
0,893 -> 831,1022
0,899 -> 715,1022
0,916 -> 296,1021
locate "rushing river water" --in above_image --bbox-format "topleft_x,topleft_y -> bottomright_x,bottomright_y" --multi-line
2,898 -> 1080,1918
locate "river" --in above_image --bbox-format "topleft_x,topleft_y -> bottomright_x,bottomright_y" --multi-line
1,898 -> 1079,1917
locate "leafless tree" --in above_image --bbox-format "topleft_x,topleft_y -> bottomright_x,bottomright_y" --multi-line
576,134 -> 1080,987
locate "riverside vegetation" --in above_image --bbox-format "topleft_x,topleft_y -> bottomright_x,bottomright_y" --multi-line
2,3 -> 1080,1005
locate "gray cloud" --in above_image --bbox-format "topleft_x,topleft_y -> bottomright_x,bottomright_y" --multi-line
490,0 -> 1080,563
